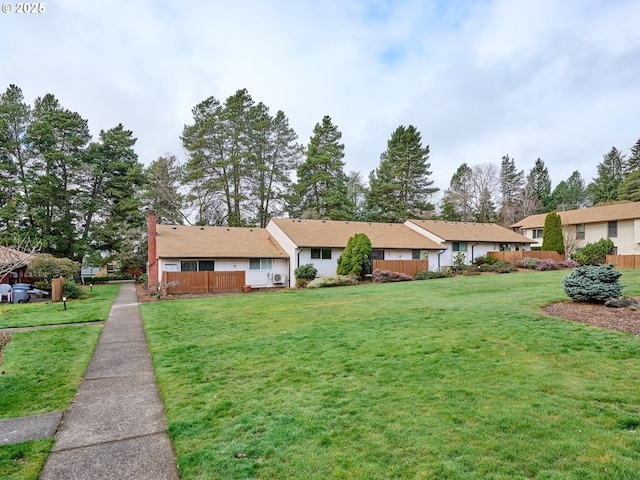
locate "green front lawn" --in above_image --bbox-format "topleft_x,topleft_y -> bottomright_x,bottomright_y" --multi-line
0,283 -> 120,328
142,270 -> 640,479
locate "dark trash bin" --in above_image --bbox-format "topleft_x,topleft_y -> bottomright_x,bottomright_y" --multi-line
12,284 -> 29,304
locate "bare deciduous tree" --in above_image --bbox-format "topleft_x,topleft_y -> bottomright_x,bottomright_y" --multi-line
0,236 -> 40,281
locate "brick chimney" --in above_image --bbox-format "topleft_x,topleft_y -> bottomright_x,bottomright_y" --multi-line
147,211 -> 158,284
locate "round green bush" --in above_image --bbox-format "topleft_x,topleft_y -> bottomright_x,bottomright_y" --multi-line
62,279 -> 83,299
562,264 -> 623,303
295,263 -> 317,280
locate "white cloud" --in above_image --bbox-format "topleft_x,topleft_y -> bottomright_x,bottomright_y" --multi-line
1,0 -> 638,195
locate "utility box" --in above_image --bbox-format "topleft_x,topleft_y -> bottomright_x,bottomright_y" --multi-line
12,284 -> 29,304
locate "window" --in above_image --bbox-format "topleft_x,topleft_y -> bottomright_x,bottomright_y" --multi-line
181,261 -> 197,271
199,260 -> 215,271
250,258 -> 272,270
608,221 -> 617,238
532,229 -> 543,239
452,242 -> 467,252
499,244 -> 511,252
370,250 -> 385,261
576,224 -> 585,240
412,249 -> 421,260
311,248 -> 331,259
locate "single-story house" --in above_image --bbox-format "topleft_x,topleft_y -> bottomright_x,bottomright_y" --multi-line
147,212 -> 290,288
405,219 -> 535,268
511,201 -> 640,254
266,217 -> 443,281
0,246 -> 31,284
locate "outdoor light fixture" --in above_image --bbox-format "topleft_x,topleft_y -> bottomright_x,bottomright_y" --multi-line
63,296 -> 67,310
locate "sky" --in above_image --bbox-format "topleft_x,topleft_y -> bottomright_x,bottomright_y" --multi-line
2,0 -> 639,198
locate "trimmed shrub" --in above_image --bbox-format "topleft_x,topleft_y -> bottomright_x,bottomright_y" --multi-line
337,233 -> 372,277
62,279 -> 83,299
535,259 -> 560,271
563,264 -> 623,302
307,275 -> 359,288
570,238 -> 615,266
414,270 -> 446,280
137,273 -> 148,284
517,257 -> 540,269
476,260 -> 516,273
473,255 -> 499,267
295,263 -> 317,280
372,269 -> 414,283
492,261 -> 517,274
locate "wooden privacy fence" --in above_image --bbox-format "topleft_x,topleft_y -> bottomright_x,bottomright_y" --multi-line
488,251 -> 566,264
162,271 -> 246,294
607,255 -> 640,268
373,260 -> 429,276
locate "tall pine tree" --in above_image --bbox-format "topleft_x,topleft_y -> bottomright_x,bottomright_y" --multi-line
291,115 -> 353,219
589,147 -> 626,205
366,125 -> 437,222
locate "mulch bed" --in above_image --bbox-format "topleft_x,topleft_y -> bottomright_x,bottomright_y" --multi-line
541,299 -> 640,336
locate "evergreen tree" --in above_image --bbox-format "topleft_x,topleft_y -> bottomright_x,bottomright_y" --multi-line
292,115 -> 353,219
499,155 -> 524,226
28,93 -> 91,258
618,170 -> 640,202
439,163 -> 473,221
367,125 -> 437,222
80,124 -> 146,259
0,84 -> 33,236
551,170 -> 589,211
336,233 -> 372,277
526,158 -> 552,212
183,89 -> 300,226
625,137 -> 640,173
248,107 -> 303,227
589,147 -> 626,205
144,155 -> 185,224
541,211 -> 564,254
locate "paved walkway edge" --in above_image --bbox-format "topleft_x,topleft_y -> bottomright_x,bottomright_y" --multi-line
40,282 -> 180,480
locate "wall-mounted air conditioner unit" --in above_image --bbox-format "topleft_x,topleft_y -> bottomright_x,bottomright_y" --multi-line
273,273 -> 284,284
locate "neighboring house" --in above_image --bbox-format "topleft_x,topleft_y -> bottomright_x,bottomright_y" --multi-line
511,201 -> 640,254
0,246 -> 30,284
405,219 -> 534,268
266,217 -> 443,280
147,212 -> 290,288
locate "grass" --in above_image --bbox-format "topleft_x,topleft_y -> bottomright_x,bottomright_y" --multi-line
0,325 -> 102,418
0,284 -> 119,480
0,283 -> 120,328
141,269 -> 640,479
0,440 -> 54,480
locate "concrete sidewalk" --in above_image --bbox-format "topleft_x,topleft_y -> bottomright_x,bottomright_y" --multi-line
40,282 -> 180,479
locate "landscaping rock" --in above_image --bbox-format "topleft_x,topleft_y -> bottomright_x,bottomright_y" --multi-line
605,297 -> 639,308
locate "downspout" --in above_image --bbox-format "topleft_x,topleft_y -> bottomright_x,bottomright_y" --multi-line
470,243 -> 479,264
437,249 -> 447,271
